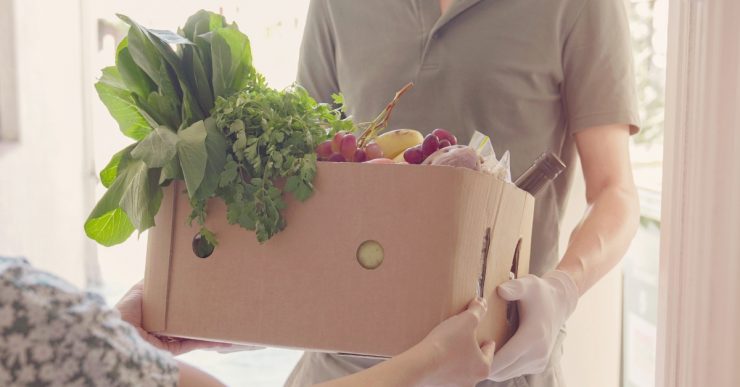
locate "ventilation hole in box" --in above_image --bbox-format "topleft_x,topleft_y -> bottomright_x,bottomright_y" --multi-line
357,240 -> 384,270
477,227 -> 492,298
506,238 -> 523,326
192,232 -> 215,259
510,238 -> 522,279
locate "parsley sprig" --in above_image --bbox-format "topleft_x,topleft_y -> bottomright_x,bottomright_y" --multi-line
199,76 -> 353,242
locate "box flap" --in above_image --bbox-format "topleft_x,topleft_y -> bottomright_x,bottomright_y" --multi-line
477,182 -> 532,346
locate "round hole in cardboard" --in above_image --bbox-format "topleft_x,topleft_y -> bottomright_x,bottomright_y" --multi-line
356,240 -> 384,270
192,232 -> 215,259
506,238 -> 524,327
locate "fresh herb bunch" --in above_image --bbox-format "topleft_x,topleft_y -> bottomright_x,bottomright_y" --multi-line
200,78 -> 353,242
86,10 -> 348,247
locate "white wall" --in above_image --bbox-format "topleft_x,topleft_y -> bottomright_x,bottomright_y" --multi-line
0,0 -> 91,287
560,162 -> 624,387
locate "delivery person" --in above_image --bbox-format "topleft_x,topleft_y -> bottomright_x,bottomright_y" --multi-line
285,0 -> 640,386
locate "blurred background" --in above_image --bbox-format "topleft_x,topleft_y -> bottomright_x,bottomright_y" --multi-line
0,0 -> 666,386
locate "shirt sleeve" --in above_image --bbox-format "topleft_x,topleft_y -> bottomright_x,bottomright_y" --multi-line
297,0 -> 340,104
0,257 -> 178,387
562,0 -> 641,135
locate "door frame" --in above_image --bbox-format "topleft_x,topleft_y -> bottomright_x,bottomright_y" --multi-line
657,0 -> 740,386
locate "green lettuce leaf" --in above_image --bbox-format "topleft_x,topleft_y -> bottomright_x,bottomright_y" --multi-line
118,160 -> 163,232
95,68 -> 153,141
177,120 -> 208,196
211,27 -> 253,99
115,38 -> 156,98
193,117 -> 227,199
131,126 -> 179,168
99,144 -> 135,188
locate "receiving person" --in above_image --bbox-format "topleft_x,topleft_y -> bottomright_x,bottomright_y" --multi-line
286,0 -> 640,386
0,256 -> 495,386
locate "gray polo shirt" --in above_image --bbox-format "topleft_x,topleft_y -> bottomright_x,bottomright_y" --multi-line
297,0 -> 640,276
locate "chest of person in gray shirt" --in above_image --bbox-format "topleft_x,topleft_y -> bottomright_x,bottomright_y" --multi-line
287,0 -> 640,386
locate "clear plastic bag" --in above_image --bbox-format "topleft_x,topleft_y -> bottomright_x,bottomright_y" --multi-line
468,131 -> 512,182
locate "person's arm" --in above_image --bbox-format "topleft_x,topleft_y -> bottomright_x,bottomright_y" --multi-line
317,298 -> 495,387
119,282 -> 494,387
177,360 -> 226,387
488,128 -> 638,381
488,0 -> 640,380
557,125 -> 639,293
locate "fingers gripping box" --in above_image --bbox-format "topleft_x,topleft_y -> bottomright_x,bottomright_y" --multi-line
143,162 -> 534,357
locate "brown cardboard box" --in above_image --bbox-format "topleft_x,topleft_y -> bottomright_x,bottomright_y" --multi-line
143,162 -> 534,357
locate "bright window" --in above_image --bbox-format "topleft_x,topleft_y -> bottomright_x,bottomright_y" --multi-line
0,0 -> 19,142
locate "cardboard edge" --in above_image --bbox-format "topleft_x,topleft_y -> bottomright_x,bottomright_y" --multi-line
482,180 -> 506,295
142,183 -> 177,333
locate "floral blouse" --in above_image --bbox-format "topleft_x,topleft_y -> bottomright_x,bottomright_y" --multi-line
0,257 -> 178,386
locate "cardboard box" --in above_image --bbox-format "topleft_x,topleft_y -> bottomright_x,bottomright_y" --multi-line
143,162 -> 534,357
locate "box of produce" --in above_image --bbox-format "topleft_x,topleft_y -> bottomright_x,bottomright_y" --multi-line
85,10 -> 534,357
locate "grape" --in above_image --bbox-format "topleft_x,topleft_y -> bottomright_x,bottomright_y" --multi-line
439,139 -> 452,149
353,149 -> 368,162
364,142 -> 384,160
332,131 -> 347,153
403,146 -> 424,164
328,153 -> 346,162
340,133 -> 358,160
421,134 -> 440,158
316,140 -> 333,160
432,128 -> 457,145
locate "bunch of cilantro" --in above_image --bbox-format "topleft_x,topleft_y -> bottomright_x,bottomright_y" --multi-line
206,77 -> 352,243
86,10 -> 352,248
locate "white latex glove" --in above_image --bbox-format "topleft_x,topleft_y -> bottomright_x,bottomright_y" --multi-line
488,270 -> 579,381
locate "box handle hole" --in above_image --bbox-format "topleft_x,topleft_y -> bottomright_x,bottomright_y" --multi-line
477,227 -> 492,298
357,240 -> 384,270
192,232 -> 215,259
506,238 -> 523,326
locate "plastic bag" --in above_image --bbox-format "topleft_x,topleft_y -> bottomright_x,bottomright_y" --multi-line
468,131 -> 512,182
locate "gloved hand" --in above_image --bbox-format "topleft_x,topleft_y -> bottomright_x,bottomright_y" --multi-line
488,270 -> 579,381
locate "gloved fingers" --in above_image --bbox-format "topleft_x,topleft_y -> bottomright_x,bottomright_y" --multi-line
491,354 -> 550,381
489,352 -> 526,382
497,277 -> 528,301
489,359 -> 530,382
488,328 -> 528,378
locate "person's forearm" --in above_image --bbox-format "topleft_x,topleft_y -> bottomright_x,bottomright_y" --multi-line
315,344 -> 437,387
177,360 -> 226,387
557,183 -> 639,295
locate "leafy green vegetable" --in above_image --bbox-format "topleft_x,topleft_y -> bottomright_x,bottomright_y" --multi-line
100,144 -> 135,188
86,10 -> 346,248
118,160 -> 163,232
86,159 -> 160,246
177,120 -> 208,196
211,27 -> 253,99
193,117 -> 227,200
131,126 -> 179,168
208,81 -> 347,242
115,38 -> 156,99
95,67 -> 153,141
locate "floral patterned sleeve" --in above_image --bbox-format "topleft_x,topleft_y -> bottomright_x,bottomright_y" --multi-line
0,257 -> 178,387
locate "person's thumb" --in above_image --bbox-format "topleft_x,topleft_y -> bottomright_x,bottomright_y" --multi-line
497,279 -> 526,301
481,340 -> 496,364
466,297 -> 488,321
